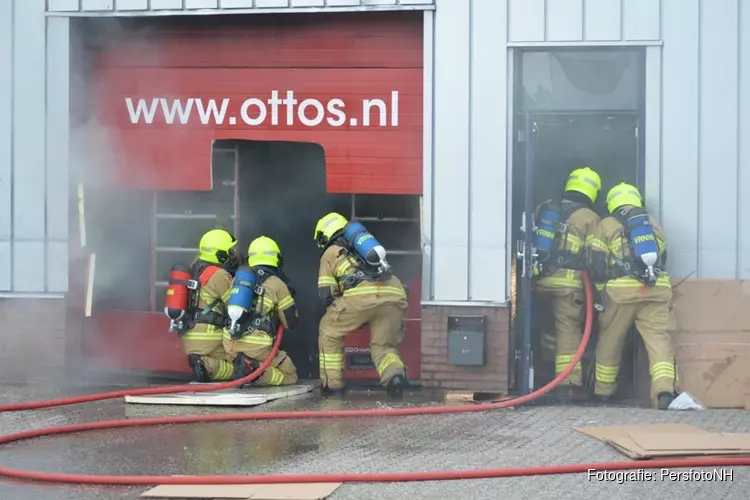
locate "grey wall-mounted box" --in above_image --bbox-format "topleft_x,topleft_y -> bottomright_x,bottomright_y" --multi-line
447,315 -> 487,366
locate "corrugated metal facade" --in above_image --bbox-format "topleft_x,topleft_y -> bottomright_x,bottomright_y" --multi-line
0,0 -> 69,294
1,0 -> 748,296
428,0 -> 750,306
47,0 -> 434,15
660,0 -> 749,280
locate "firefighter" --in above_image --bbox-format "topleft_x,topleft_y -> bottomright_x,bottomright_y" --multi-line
532,167 -> 602,401
314,212 -> 408,397
586,183 -> 677,410
181,228 -> 240,383
224,236 -> 300,386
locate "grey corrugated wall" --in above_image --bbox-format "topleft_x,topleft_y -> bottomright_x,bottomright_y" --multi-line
506,0 -> 750,280
0,0 -> 69,294
4,0 -> 746,297
427,0 -> 750,307
660,0 -> 749,280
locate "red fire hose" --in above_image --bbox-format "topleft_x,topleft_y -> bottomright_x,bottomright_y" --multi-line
0,271 -> 748,486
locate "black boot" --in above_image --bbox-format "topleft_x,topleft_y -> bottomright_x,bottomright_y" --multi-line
233,354 -> 260,382
592,394 -> 613,404
386,375 -> 407,398
321,385 -> 345,397
554,384 -> 587,404
187,354 -> 210,383
657,391 -> 675,410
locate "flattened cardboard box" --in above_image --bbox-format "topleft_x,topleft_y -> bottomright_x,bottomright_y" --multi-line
633,280 -> 750,408
674,332 -> 750,408
575,423 -> 750,459
141,482 -> 341,500
671,280 -> 750,332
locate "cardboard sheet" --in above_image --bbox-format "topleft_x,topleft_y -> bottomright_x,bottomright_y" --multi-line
627,432 -> 750,453
576,423 -> 702,459
576,423 -> 750,459
140,482 -> 342,499
663,280 -> 750,408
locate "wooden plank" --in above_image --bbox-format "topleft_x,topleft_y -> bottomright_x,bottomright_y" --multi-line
141,482 -> 342,499
125,383 -> 317,406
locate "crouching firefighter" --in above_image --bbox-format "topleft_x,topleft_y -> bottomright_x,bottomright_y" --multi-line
164,229 -> 240,382
222,236 -> 300,386
532,167 -> 602,402
586,183 -> 678,409
314,212 -> 408,397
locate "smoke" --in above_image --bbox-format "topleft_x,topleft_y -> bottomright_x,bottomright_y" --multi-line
61,15 -> 426,385
65,17 -> 185,386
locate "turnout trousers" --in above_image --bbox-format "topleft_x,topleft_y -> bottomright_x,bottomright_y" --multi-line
223,331 -> 298,386
318,299 -> 405,390
595,288 -> 678,405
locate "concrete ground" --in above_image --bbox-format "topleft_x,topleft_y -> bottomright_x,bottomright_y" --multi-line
0,382 -> 748,500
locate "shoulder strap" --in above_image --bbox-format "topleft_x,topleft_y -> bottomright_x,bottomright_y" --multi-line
560,200 -> 587,220
255,268 -> 272,286
611,206 -> 650,230
198,265 -> 222,286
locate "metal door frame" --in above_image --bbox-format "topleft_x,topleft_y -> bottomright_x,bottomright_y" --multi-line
512,109 -> 644,396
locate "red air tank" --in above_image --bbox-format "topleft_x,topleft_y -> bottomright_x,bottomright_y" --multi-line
164,263 -> 193,331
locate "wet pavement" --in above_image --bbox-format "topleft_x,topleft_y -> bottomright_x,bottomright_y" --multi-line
0,381 -> 749,499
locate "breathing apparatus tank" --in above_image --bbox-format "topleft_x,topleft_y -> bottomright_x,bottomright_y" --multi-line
533,206 -> 562,255
343,221 -> 390,272
623,210 -> 660,283
226,265 -> 257,337
164,263 -> 198,332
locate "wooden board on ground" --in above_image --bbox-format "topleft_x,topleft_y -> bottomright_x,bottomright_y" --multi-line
124,381 -> 319,406
443,390 -> 509,403
141,482 -> 341,499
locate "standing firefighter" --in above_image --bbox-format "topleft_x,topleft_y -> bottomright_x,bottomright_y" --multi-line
314,212 -> 408,396
223,236 -> 300,386
586,183 -> 677,409
164,229 -> 240,382
533,167 -> 602,401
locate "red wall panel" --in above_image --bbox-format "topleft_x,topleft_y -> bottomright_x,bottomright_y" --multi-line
91,12 -> 424,195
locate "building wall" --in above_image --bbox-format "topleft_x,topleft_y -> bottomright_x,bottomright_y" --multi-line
4,0 -> 748,386
427,0 -> 750,312
46,0 -> 434,14
423,0 -> 750,390
659,0 -> 750,280
0,0 -> 70,294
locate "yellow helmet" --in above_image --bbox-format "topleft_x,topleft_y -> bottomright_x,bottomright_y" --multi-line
314,212 -> 348,248
564,166 -> 601,203
606,182 -> 643,214
247,236 -> 282,268
198,229 -> 238,264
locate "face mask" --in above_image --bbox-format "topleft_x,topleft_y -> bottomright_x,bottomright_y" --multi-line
224,248 -> 240,273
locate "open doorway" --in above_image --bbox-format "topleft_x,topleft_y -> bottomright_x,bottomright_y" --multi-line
235,141 -> 423,383
509,48 -> 646,401
235,140 -> 349,381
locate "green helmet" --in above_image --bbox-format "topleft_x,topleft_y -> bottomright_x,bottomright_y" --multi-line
606,182 -> 643,214
198,229 -> 238,264
313,212 -> 348,248
247,236 -> 282,268
564,167 -> 602,203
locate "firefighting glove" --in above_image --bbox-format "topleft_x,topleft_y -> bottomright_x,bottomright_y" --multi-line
587,250 -> 608,284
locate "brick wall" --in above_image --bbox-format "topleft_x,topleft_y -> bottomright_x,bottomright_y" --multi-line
420,305 -> 509,392
0,298 -> 67,383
